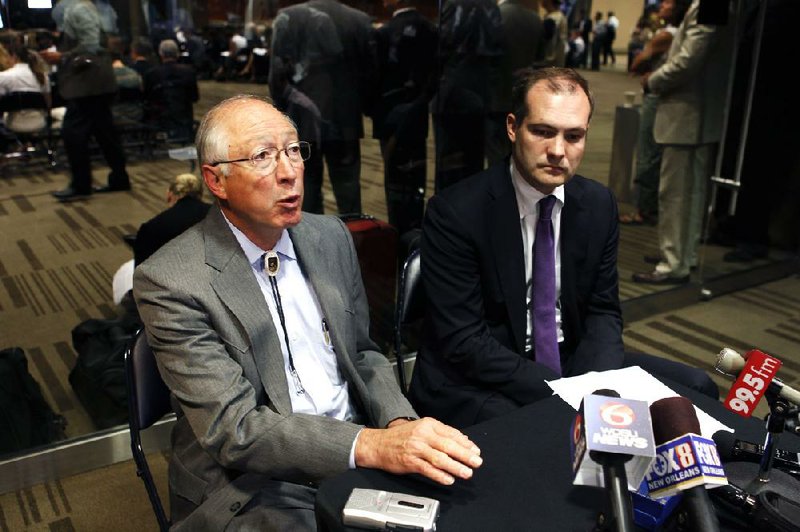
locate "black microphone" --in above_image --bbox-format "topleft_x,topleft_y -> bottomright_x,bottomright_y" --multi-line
650,396 -> 722,532
710,483 -> 800,532
588,390 -> 636,532
572,389 -> 655,532
713,430 -> 800,480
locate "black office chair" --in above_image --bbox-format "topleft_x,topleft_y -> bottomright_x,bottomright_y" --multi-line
125,329 -> 171,532
393,247 -> 425,392
0,91 -> 57,168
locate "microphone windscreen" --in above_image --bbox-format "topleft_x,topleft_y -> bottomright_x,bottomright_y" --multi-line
716,348 -> 745,374
650,396 -> 700,444
592,388 -> 621,398
711,430 -> 737,462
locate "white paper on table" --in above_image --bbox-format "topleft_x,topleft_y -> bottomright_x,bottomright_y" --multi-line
546,366 -> 733,438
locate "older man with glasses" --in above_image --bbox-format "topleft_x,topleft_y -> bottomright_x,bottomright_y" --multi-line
133,95 -> 482,530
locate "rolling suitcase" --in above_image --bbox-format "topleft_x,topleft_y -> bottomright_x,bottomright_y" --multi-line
339,214 -> 398,352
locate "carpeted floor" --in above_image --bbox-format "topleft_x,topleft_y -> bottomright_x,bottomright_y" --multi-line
0,451 -> 169,531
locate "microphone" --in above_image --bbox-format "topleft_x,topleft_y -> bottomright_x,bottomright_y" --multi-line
713,430 -> 800,480
648,396 -> 727,532
710,483 -> 800,532
571,389 -> 656,532
716,348 -> 800,416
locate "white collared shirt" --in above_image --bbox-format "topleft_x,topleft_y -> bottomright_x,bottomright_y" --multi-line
509,159 -> 566,351
224,217 -> 357,423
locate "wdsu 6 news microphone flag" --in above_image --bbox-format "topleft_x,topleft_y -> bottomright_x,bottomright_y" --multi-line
571,391 -> 656,489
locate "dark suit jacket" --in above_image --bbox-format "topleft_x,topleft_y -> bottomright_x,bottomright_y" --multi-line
133,208 -> 416,529
408,160 -> 624,428
304,0 -> 376,140
143,61 -> 199,138
492,0 -> 545,113
133,195 -> 211,266
372,8 -> 437,141
433,0 -> 503,116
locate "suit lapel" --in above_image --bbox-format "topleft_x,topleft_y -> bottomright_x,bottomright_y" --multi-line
289,220 -> 361,382
561,178 -> 589,310
488,165 -> 527,354
204,208 -> 293,415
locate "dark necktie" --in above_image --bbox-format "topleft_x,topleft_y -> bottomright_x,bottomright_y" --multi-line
532,195 -> 561,375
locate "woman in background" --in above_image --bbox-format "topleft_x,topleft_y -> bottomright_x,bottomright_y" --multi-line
0,34 -> 51,135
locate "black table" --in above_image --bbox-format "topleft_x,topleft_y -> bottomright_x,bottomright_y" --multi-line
315,383 -> 800,531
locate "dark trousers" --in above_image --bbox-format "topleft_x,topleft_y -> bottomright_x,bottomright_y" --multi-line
603,35 -> 616,65
485,112 -> 511,167
318,139 -> 361,215
380,136 -> 426,237
299,142 -> 326,214
62,94 -> 128,193
591,40 -> 603,71
434,112 -> 486,193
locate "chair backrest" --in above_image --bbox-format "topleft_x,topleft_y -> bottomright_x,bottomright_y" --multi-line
394,247 -> 425,392
0,91 -> 48,113
124,329 -> 171,531
127,330 -> 171,430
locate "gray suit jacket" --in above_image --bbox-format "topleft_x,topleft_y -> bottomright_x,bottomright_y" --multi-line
133,207 -> 415,529
649,0 -> 735,145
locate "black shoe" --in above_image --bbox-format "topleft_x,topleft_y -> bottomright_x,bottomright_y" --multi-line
52,187 -> 91,202
93,184 -> 131,193
632,271 -> 690,285
643,254 -> 662,265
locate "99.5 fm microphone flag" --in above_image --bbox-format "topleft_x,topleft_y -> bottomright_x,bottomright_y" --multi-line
716,348 -> 800,417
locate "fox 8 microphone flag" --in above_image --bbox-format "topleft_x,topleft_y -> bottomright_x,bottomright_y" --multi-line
644,433 -> 728,498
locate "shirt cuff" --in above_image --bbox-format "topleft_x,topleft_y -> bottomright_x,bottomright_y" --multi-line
349,428 -> 362,469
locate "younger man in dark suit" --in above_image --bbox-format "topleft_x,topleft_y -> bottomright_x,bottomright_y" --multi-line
409,68 -> 714,429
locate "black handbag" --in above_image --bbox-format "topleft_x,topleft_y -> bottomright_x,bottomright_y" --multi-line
57,49 -> 117,100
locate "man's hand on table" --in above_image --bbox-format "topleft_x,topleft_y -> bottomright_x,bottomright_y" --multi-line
355,417 -> 482,486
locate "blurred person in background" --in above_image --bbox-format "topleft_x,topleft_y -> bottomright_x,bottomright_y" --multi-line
45,0 -> 130,201
0,34 -> 51,141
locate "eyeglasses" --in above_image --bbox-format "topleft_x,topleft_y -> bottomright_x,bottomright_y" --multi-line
209,141 -> 311,172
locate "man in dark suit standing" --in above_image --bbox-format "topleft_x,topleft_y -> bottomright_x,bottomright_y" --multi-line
373,0 -> 437,236
487,0 -> 544,165
409,67 -> 713,429
578,10 -> 593,68
433,0 -> 503,192
271,0 -> 376,215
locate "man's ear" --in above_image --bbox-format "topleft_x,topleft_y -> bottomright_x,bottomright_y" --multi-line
506,113 -> 517,143
202,165 -> 227,200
